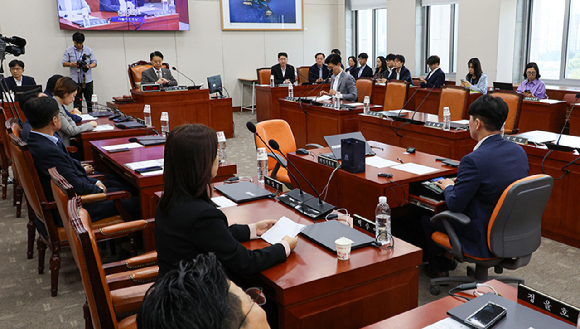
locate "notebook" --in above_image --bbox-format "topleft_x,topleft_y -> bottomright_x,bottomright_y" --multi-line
300,220 -> 375,253
214,182 -> 274,203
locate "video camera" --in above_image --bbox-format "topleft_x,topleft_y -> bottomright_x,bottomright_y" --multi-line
0,35 -> 26,61
76,53 -> 91,73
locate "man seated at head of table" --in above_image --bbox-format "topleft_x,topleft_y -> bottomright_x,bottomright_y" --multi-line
419,55 -> 445,88
308,52 -> 330,83
23,97 -> 140,231
155,124 -> 297,280
319,53 -> 358,102
271,52 -> 296,85
138,253 -> 271,329
1,59 -> 37,92
516,62 -> 546,99
99,0 -> 143,12
421,95 -> 529,278
140,51 -> 178,87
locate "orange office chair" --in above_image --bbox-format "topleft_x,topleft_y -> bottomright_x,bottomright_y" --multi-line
384,81 -> 410,111
356,78 -> 373,103
254,119 -> 321,186
438,86 -> 469,120
257,68 -> 272,85
298,66 -> 310,84
489,91 -> 523,135
428,175 -> 553,295
128,60 -> 169,90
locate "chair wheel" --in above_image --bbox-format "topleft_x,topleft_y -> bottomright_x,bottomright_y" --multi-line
430,284 -> 441,295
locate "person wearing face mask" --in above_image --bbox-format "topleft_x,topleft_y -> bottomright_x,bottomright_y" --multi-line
52,77 -> 96,147
140,51 -> 178,87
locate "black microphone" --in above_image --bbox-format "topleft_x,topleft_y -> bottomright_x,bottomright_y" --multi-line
555,92 -> 580,146
266,139 -> 313,203
393,84 -> 436,138
268,139 -> 335,219
172,67 -> 196,86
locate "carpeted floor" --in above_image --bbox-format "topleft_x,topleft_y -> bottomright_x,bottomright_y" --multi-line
0,110 -> 578,328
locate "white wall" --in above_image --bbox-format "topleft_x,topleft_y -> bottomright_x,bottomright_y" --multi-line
386,0 -> 416,72
0,0 -> 344,107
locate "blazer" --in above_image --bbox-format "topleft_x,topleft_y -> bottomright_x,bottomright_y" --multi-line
442,134 -> 529,258
54,96 -> 93,146
350,65 -> 373,80
1,76 -> 37,92
329,71 -> 358,102
140,67 -> 178,86
155,194 -> 287,278
271,63 -> 296,85
421,68 -> 445,88
308,63 -> 330,83
388,66 -> 413,84
466,73 -> 488,94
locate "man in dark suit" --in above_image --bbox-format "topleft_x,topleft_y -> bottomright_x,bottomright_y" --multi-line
1,59 -> 37,92
308,52 -> 330,83
388,54 -> 413,84
350,53 -> 373,80
23,97 -> 140,226
270,52 -> 295,85
422,95 -> 529,277
320,54 -> 357,102
419,55 -> 445,88
140,51 -> 178,87
99,0 -> 142,12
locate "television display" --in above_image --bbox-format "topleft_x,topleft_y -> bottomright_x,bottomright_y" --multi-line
57,0 -> 189,31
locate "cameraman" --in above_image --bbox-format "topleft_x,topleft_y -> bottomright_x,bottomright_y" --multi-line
62,32 -> 97,112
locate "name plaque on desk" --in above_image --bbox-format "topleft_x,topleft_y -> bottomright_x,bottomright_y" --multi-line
141,84 -> 161,92
504,135 -> 528,145
366,111 -> 384,119
165,86 -> 188,92
518,283 -> 579,325
425,121 -> 444,129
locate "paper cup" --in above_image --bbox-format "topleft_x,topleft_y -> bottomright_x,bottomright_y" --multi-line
335,237 -> 354,260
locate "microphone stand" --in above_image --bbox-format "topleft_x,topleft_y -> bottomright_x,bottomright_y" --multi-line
172,67 -> 196,86
393,84 -> 436,137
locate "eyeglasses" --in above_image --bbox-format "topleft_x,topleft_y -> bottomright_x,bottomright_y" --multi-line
10,67 -> 23,71
526,71 -> 536,76
238,287 -> 266,329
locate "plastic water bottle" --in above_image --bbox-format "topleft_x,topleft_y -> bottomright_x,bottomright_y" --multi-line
500,122 -> 505,137
375,196 -> 392,249
217,131 -> 227,161
143,105 -> 152,127
160,112 -> 169,137
91,94 -> 98,112
333,94 -> 341,110
257,147 -> 268,184
443,107 -> 451,131
288,84 -> 294,98
364,95 -> 370,114
270,75 -> 275,87
162,0 -> 169,12
169,0 -> 175,13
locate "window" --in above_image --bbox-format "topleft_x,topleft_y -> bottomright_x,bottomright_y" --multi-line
425,4 -> 458,74
527,0 -> 580,83
354,8 -> 387,62
375,9 -> 387,59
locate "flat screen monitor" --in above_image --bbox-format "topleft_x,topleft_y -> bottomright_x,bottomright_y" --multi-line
57,0 -> 189,31
13,85 -> 43,103
207,75 -> 223,95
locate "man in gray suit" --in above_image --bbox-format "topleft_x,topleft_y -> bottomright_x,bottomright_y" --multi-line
319,54 -> 357,102
140,51 -> 177,87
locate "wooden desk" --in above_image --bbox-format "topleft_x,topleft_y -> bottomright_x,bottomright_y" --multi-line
359,113 -> 477,160
78,117 -> 153,160
107,88 -> 234,138
279,99 -> 374,147
413,88 -> 441,114
288,141 -> 458,220
518,100 -> 567,133
568,103 -> 580,136
255,84 -> 329,122
59,11 -> 179,31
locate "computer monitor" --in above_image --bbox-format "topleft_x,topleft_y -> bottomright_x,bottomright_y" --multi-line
12,85 -> 43,102
493,82 -> 514,91
207,75 -> 223,97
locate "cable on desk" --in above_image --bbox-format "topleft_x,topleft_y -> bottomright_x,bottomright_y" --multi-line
320,164 -> 341,201
448,283 -> 500,303
541,149 -> 580,180
386,178 -> 406,207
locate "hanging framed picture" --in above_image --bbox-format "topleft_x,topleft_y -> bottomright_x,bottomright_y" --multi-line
220,0 -> 304,31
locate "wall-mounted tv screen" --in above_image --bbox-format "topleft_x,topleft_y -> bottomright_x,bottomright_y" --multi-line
57,0 -> 189,31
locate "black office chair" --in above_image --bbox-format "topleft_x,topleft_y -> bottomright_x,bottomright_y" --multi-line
428,174 -> 554,295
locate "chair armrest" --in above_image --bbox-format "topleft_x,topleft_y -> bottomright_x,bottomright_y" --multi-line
267,152 -> 287,167
80,160 -> 94,165
431,210 -> 471,259
305,143 -> 324,149
80,191 -> 132,204
107,266 -> 158,290
430,210 -> 471,225
94,219 -> 155,240
89,174 -> 106,181
66,146 -> 77,153
103,250 -> 157,275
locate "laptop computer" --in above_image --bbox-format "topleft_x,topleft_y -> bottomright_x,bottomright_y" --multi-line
12,85 -> 42,102
300,220 -> 375,253
214,181 -> 274,204
133,135 -> 166,146
323,131 -> 375,159
493,82 -> 514,91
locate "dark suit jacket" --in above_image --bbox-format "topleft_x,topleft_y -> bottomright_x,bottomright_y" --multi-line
1,76 -> 37,92
443,134 -> 529,258
155,194 -> 287,278
388,66 -> 413,84
100,0 -> 141,11
420,68 -> 445,88
308,63 -> 330,83
140,67 -> 177,86
270,63 -> 296,85
350,65 -> 373,80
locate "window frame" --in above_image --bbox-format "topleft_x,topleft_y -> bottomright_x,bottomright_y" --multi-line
354,7 -> 387,62
424,3 -> 458,75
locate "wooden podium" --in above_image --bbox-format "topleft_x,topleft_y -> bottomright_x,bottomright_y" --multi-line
107,88 -> 234,138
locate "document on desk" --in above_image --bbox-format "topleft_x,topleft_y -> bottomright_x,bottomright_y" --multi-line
422,317 -> 469,329
102,142 -> 144,151
261,216 -> 306,245
391,163 -> 440,175
451,120 -> 470,125
516,130 -> 558,143
366,156 -> 399,168
125,159 -> 164,170
93,124 -> 115,132
80,114 -> 98,121
211,196 -> 238,209
307,95 -> 332,101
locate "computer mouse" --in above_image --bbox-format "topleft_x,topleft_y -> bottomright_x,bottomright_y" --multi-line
296,148 -> 309,155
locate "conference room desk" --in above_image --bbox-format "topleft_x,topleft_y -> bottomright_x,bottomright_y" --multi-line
59,12 -> 180,31
518,99 -> 568,133
288,141 -> 458,221
90,137 -> 237,249
107,88 -> 234,138
358,113 -> 477,161
279,99 -> 382,147
568,103 -> 580,136
77,117 -> 154,160
255,83 -> 329,122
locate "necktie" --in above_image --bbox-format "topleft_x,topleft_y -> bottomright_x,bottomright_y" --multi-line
157,70 -> 161,79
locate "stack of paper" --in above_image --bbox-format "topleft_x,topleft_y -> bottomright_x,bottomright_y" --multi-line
125,159 -> 164,170
80,114 -> 98,121
391,163 -> 440,175
93,124 -> 115,132
365,156 -> 400,168
102,143 -> 144,152
261,216 -> 306,245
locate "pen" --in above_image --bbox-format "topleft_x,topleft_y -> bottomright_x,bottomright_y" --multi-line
397,157 -> 404,164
